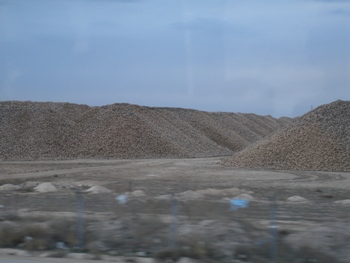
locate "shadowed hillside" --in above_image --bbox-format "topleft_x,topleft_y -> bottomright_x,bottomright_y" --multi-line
0,101 -> 291,160
223,100 -> 350,171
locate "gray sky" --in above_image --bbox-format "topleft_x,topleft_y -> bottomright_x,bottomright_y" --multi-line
1,0 -> 350,117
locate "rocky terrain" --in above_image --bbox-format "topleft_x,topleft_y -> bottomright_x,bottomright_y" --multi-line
0,101 -> 291,160
1,158 -> 350,263
223,100 -> 350,171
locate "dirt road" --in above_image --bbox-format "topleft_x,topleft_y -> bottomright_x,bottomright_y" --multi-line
1,157 -> 350,190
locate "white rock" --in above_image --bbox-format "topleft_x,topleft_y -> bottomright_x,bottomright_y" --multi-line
86,185 -> 112,194
197,188 -> 222,196
234,193 -> 254,201
334,199 -> 350,204
221,188 -> 242,196
155,194 -> 171,200
130,190 -> 146,197
0,184 -> 20,191
287,196 -> 308,202
34,182 -> 58,193
178,190 -> 203,201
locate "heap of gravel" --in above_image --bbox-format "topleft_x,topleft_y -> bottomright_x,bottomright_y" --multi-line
223,100 -> 350,171
0,101 -> 291,160
85,185 -> 112,194
0,184 -> 20,191
34,182 -> 58,193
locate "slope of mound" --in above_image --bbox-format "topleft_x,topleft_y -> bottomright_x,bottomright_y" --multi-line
0,101 -> 292,160
223,100 -> 350,171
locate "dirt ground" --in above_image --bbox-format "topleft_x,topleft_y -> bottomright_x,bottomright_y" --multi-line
1,157 -> 350,262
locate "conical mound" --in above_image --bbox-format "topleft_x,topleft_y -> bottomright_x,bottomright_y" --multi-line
0,101 -> 291,160
223,100 -> 350,171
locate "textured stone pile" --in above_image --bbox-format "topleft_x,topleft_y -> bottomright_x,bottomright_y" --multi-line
0,101 -> 291,160
223,100 -> 350,171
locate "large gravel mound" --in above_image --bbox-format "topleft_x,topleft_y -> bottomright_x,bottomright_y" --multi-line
0,101 -> 291,160
223,100 -> 350,171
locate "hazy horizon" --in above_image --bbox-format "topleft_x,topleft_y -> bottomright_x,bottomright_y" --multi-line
1,0 -> 350,117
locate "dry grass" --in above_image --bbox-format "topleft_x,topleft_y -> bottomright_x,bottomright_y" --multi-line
234,242 -> 342,263
0,217 -> 96,252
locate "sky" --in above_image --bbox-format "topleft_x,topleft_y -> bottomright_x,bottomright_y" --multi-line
1,0 -> 350,117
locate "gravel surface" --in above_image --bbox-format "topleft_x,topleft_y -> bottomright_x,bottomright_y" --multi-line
0,101 -> 291,160
223,100 -> 350,171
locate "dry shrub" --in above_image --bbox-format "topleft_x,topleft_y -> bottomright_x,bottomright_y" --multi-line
0,223 -> 48,250
22,225 -> 48,250
118,215 -> 168,251
25,237 -> 48,251
0,223 -> 22,247
155,236 -> 223,262
180,236 -> 223,260
154,247 -> 188,262
295,245 -> 341,263
0,218 -> 93,251
46,250 -> 68,258
47,219 -> 79,247
47,218 -> 95,250
0,212 -> 20,222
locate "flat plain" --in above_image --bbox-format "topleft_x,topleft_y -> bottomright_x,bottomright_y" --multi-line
1,157 -> 349,262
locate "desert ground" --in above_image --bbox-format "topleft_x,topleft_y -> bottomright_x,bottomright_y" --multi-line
1,157 -> 350,262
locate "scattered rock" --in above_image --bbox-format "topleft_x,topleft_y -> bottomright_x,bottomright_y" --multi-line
220,188 -> 244,196
34,182 -> 58,193
287,196 -> 308,202
156,188 -> 252,201
177,190 -> 204,201
0,184 -> 20,191
135,251 -> 148,257
334,199 -> 350,204
85,185 -> 112,194
196,188 -> 223,196
20,181 -> 40,190
155,194 -> 171,201
233,193 -> 254,201
75,180 -> 98,188
130,190 -> 146,197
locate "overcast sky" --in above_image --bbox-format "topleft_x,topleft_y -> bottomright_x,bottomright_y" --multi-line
1,0 -> 350,117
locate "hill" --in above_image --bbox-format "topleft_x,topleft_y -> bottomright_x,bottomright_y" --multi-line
0,101 -> 291,160
223,100 -> 350,171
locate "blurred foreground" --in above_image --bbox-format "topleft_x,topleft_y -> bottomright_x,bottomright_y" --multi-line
1,158 -> 349,262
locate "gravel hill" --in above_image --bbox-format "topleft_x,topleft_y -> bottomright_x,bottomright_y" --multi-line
0,101 -> 291,160
223,100 -> 350,171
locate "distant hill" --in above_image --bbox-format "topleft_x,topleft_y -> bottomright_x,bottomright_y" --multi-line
223,100 -> 350,171
0,101 -> 292,160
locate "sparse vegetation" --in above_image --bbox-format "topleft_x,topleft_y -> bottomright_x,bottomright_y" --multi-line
234,243 -> 342,263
